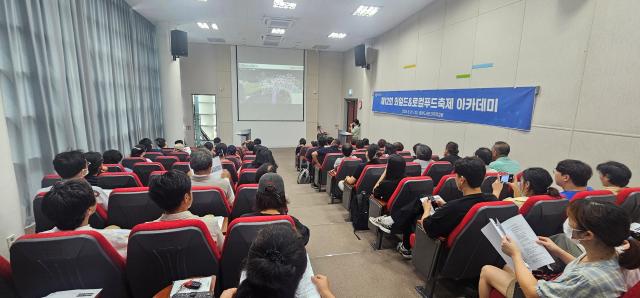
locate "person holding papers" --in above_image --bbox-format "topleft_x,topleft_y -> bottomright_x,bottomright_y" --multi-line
478,199 -> 640,298
149,170 -> 224,251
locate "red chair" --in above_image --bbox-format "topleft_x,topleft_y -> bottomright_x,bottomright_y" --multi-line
353,152 -> 367,163
104,164 -> 125,172
369,176 -> 434,249
33,192 -> 107,233
132,162 -> 165,186
313,153 -> 342,192
405,162 -> 422,177
97,172 -> 143,189
617,187 -> 640,222
241,160 -> 253,169
243,154 -> 256,161
623,281 -> 640,298
227,155 -> 242,170
143,152 -> 163,161
397,151 -> 412,157
570,190 -> 616,204
127,219 -> 221,298
237,168 -> 258,188
230,184 -> 258,221
40,174 -> 62,188
10,231 -> 129,298
191,186 -> 231,217
171,161 -> 191,173
161,148 -> 174,155
149,170 -> 167,182
433,174 -> 463,202
121,157 -> 146,170
412,201 -> 518,297
0,255 -> 17,297
166,151 -> 189,162
155,156 -> 180,171
221,160 -> 239,185
327,157 -> 361,202
481,172 -> 513,199
403,155 -> 416,163
519,195 -> 568,236
342,164 -> 386,211
423,162 -> 453,188
219,215 -> 295,291
107,187 -> 162,229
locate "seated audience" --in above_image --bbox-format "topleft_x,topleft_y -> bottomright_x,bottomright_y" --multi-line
355,140 -> 365,150
440,141 -> 461,164
220,225 -> 335,298
342,144 -> 382,190
190,149 -> 235,205
227,145 -> 239,157
312,137 -> 340,166
492,167 -> 561,207
213,137 -> 221,145
139,138 -> 158,152
203,141 -> 214,152
103,149 -> 123,164
383,143 -> 397,156
393,142 -> 404,152
333,143 -> 354,170
362,138 -> 370,146
174,140 -> 191,154
597,161 -> 632,195
296,138 -> 307,156
377,139 -> 387,148
148,170 -> 224,251
256,163 -> 277,182
251,148 -> 278,170
555,159 -> 593,200
413,144 -> 433,174
372,154 -> 406,202
243,140 -> 255,154
155,137 -> 167,149
41,179 -> 129,257
39,151 -> 109,209
83,151 -> 104,186
489,141 -> 521,174
241,173 -> 310,245
475,147 -> 497,173
215,142 -> 227,158
478,199 -> 640,298
253,138 -> 266,153
370,157 -> 497,258
130,145 -> 151,162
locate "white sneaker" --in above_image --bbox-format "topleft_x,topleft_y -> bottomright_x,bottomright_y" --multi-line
369,215 -> 394,233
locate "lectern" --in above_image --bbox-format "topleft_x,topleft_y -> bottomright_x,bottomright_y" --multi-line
338,130 -> 352,145
236,129 -> 251,142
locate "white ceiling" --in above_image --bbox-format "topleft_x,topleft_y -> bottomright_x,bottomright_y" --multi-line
125,0 -> 433,51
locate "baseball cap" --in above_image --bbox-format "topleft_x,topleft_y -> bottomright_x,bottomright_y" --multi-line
258,173 -> 285,194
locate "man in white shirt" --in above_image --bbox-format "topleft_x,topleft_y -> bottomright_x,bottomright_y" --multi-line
41,179 -> 129,258
189,148 -> 235,206
38,150 -> 110,209
148,170 -> 224,251
333,143 -> 354,170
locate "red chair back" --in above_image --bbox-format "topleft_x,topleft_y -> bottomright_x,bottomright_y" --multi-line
155,156 -> 180,171
171,161 -> 191,173
104,164 -> 125,172
230,184 -> 258,221
166,151 -> 189,162
149,170 -> 167,182
10,231 -> 128,298
386,176 -> 434,211
570,190 -> 616,204
354,164 -> 386,195
405,162 -> 422,177
617,187 -> 640,222
221,160 -> 239,184
41,174 -> 62,188
238,168 -> 258,187
520,195 -> 568,236
143,152 -> 163,161
423,161 -> 453,187
191,186 -> 231,217
97,171 -> 143,189
121,157 -> 146,170
127,219 -> 221,298
107,187 -> 162,229
132,162 -> 165,186
397,151 -> 412,157
433,174 -> 463,202
33,192 -> 107,233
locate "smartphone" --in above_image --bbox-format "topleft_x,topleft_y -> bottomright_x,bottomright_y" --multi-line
500,174 -> 514,183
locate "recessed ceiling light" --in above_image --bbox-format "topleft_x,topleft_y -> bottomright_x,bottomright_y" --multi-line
273,0 -> 296,9
210,23 -> 219,30
197,22 -> 209,29
196,0 -> 207,2
328,32 -> 347,39
353,5 -> 380,17
271,28 -> 286,35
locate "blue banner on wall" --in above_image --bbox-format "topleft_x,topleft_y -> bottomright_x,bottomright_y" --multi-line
372,87 -> 537,131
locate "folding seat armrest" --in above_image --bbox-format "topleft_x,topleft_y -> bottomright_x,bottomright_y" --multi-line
367,197 -> 385,230
342,183 -> 355,210
412,223 -> 444,280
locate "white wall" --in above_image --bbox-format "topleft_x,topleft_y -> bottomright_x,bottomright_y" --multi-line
0,91 -> 25,258
181,45 -> 344,148
157,23 -> 185,143
342,0 -> 640,186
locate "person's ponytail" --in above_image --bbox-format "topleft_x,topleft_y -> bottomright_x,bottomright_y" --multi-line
619,239 -> 640,270
547,187 -> 561,198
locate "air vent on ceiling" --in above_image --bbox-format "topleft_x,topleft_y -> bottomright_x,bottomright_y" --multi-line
262,34 -> 283,43
264,17 -> 295,29
207,37 -> 226,43
312,45 -> 330,50
263,40 -> 280,47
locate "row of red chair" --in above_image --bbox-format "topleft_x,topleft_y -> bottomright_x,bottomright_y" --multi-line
6,215 -> 295,297
33,185 -> 259,232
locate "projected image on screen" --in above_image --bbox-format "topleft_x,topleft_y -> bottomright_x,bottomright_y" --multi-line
237,63 -> 304,121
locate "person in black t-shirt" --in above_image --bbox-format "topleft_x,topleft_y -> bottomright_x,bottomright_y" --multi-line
370,156 -> 497,259
439,141 -> 461,164
372,154 -> 406,201
341,144 -> 382,190
312,137 -> 340,166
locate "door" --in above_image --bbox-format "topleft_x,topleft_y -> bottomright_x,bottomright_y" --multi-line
345,98 -> 358,131
193,94 -> 217,146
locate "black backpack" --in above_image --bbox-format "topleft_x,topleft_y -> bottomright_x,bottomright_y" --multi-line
350,191 -> 370,230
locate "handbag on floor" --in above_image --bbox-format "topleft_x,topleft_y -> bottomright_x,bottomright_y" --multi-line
350,191 -> 370,230
297,167 -> 310,184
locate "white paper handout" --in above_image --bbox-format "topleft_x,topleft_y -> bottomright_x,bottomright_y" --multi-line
44,289 -> 101,298
481,214 -> 554,271
211,156 -> 223,178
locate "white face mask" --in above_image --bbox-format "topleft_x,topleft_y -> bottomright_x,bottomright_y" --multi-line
563,220 -> 585,243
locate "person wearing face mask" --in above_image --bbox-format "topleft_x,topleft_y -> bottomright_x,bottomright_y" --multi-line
38,150 -> 110,209
369,157 -> 498,259
148,170 -> 224,251
41,179 -> 130,257
491,167 -> 562,208
478,200 -> 640,298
